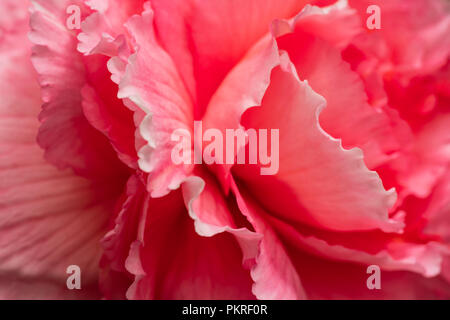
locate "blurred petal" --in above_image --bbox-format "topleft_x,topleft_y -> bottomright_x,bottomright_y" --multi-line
291,250 -> 450,299
348,0 -> 450,76
0,2 -> 119,298
274,4 -> 408,169
231,180 -> 307,299
99,174 -> 147,299
78,0 -> 146,56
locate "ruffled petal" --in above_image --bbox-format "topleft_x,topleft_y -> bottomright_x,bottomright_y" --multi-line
0,3 -> 118,298
342,1 -> 450,199
234,55 -> 400,232
388,115 -> 450,198
291,249 -> 450,299
78,0 -> 146,56
81,65 -> 138,168
262,213 -> 445,278
125,188 -> 256,299
150,0 -> 322,117
274,4 -> 409,169
99,174 -> 147,299
382,62 -> 450,198
200,35 -> 280,191
231,180 -> 307,299
117,6 -> 195,197
29,0 -> 131,178
424,169 -> 450,242
348,0 -> 450,77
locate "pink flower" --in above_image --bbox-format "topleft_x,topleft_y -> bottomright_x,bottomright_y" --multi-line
0,0 -> 449,299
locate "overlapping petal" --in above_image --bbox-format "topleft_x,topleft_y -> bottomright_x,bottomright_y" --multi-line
125,187 -> 257,299
117,5 -> 195,197
29,0 -> 135,176
234,55 -> 400,232
0,2 -> 120,298
273,4 -> 410,169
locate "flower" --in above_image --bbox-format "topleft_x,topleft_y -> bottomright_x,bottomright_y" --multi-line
0,0 -> 449,299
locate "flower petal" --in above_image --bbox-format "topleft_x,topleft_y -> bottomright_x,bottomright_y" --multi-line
117,6 -> 195,197
231,180 -> 307,299
99,174 -> 147,299
125,189 -> 256,299
78,0 -> 146,56
234,55 -> 400,232
274,4 -> 409,169
291,249 -> 450,299
29,0 -> 130,179
0,4 -> 119,298
150,0 -> 324,117
348,0 -> 450,76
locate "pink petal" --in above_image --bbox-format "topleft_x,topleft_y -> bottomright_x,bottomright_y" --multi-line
0,4 -> 118,298
342,1 -> 450,200
104,168 -> 260,299
234,55 -> 401,232
81,61 -> 138,168
291,249 -> 450,299
273,2 -> 362,49
233,181 -> 449,299
231,180 -> 307,299
263,213 -> 445,278
420,169 -> 450,285
99,174 -> 148,299
29,0 -> 130,179
388,115 -> 450,198
382,63 -> 450,198
348,0 -> 450,77
201,35 -> 280,190
274,5 -> 409,169
125,189 -> 256,299
78,0 -> 146,56
150,0 -> 323,117
117,6 -> 195,197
